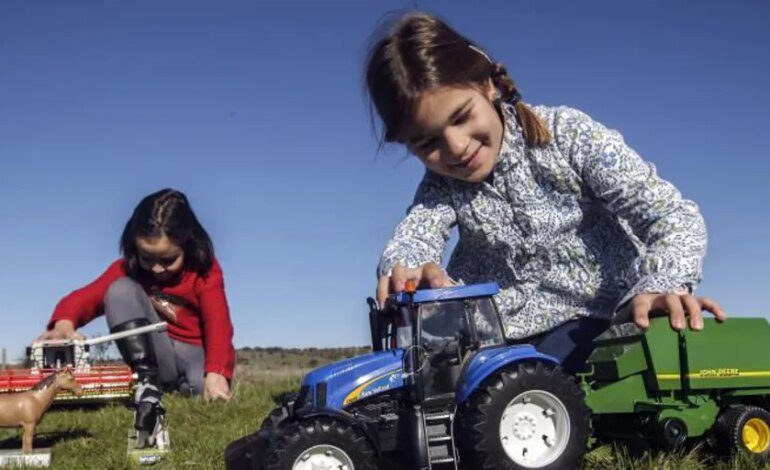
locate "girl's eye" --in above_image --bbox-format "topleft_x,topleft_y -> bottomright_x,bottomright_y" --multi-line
160,256 -> 178,266
453,111 -> 471,126
417,138 -> 437,150
139,255 -> 179,266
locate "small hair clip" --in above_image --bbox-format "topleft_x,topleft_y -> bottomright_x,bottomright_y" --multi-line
468,44 -> 492,64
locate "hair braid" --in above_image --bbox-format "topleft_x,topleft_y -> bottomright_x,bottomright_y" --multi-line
490,62 -> 551,148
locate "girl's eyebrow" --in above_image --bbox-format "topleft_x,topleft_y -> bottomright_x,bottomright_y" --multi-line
448,98 -> 473,122
409,98 -> 473,145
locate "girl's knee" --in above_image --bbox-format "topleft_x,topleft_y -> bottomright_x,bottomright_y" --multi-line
104,277 -> 143,306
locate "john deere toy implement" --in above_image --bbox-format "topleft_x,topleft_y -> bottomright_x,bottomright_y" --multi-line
581,317 -> 770,458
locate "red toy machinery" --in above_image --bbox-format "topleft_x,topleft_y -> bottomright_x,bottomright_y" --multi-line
0,322 -> 167,404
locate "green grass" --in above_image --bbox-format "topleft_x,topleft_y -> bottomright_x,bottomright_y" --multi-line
0,376 -> 294,469
1,354 -> 769,469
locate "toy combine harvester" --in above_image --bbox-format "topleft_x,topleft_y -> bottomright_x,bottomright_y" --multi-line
0,322 -> 167,404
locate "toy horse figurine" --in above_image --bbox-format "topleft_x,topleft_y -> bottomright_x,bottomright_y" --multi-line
0,369 -> 83,452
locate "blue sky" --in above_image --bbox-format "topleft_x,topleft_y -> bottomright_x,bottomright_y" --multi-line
1,1 -> 768,359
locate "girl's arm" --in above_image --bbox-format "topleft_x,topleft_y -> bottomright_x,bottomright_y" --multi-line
196,259 -> 236,383
553,107 -> 721,327
47,260 -> 126,331
377,171 -> 458,302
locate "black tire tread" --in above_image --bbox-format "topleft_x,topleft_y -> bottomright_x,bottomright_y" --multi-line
266,416 -> 378,470
714,405 -> 770,460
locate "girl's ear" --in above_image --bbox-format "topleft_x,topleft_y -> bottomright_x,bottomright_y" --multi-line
484,78 -> 497,102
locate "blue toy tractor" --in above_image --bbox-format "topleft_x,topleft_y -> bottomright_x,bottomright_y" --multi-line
225,283 -> 589,469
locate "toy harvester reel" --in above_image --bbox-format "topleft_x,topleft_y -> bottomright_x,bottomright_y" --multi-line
225,282 -> 590,470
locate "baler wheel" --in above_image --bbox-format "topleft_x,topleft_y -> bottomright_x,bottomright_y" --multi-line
265,417 -> 377,470
658,417 -> 687,451
715,406 -> 770,459
457,360 -> 589,469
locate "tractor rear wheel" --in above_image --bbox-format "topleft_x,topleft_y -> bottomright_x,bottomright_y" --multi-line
266,417 -> 377,470
715,406 -> 770,460
457,360 -> 589,470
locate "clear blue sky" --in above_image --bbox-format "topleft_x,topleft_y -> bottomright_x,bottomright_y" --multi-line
1,1 -> 768,359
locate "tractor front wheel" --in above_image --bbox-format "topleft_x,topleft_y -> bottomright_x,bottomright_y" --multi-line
458,361 -> 589,470
715,406 -> 770,460
266,417 -> 377,470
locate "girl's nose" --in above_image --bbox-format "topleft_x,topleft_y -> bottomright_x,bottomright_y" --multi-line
443,128 -> 468,159
151,264 -> 166,275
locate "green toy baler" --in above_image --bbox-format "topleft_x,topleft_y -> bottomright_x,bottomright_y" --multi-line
581,317 -> 770,457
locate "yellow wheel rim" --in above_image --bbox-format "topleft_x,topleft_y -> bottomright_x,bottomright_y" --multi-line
742,418 -> 770,453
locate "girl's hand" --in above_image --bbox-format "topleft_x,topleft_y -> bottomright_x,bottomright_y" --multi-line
36,320 -> 86,341
621,292 -> 726,330
376,263 -> 454,308
203,373 -> 231,402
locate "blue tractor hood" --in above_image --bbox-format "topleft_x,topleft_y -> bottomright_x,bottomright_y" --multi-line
301,349 -> 405,410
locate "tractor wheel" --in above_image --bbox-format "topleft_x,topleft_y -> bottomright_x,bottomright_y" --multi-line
657,417 -> 688,451
261,406 -> 290,434
457,361 -> 589,470
266,417 -> 377,470
715,406 -> 770,459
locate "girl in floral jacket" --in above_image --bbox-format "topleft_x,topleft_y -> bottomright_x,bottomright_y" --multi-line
366,12 -> 724,372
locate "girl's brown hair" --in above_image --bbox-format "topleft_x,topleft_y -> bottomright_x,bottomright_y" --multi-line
365,12 -> 551,148
120,189 -> 214,278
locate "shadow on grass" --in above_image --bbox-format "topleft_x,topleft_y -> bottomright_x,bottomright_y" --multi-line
0,429 -> 91,451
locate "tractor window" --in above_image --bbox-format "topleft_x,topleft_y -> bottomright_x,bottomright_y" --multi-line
419,301 -> 469,351
469,299 -> 505,347
395,306 -> 413,349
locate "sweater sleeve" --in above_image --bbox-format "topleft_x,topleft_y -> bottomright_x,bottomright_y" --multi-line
377,171 -> 457,277
48,260 -> 126,330
196,259 -> 236,380
552,107 -> 707,310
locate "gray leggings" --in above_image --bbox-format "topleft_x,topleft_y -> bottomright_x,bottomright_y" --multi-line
104,277 -> 205,396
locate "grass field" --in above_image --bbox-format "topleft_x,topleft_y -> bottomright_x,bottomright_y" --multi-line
1,349 -> 768,469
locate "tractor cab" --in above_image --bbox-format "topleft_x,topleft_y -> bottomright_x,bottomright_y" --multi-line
370,282 -> 506,406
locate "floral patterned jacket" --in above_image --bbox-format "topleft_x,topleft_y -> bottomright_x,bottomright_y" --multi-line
378,104 -> 707,339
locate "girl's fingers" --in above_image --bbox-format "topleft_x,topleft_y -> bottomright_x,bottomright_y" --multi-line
631,294 -> 653,328
376,275 -> 390,308
423,263 -> 450,288
390,265 -> 407,293
700,297 -> 726,322
681,294 -> 703,330
377,264 -> 450,309
665,293 -> 685,330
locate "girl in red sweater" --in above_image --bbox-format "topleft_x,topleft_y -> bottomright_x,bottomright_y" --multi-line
38,189 -> 234,437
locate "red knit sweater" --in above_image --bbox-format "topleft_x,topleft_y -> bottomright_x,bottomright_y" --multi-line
48,258 -> 235,379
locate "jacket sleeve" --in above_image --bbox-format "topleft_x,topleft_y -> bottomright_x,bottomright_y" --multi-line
196,259 -> 236,380
377,171 -> 458,277
48,260 -> 126,329
552,107 -> 707,309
